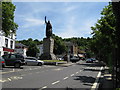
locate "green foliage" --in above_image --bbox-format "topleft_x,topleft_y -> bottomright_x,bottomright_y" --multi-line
17,38 -> 41,57
52,34 -> 67,55
2,2 -> 18,36
26,42 -> 39,57
63,37 -> 93,57
90,3 -> 116,65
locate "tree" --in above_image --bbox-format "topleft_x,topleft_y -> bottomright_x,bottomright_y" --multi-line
17,38 -> 41,57
90,3 -> 116,65
26,42 -> 39,57
52,34 -> 67,55
2,2 -> 18,36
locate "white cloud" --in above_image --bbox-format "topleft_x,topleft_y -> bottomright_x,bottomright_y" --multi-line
65,5 -> 78,12
56,17 -> 97,38
21,18 -> 44,28
14,2 -> 108,40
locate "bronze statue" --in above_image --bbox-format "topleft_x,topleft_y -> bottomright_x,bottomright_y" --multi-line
45,16 -> 52,38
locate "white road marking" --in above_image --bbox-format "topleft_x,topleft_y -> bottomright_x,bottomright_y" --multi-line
29,68 -> 32,70
76,72 -> 79,74
53,68 -> 62,71
21,74 -> 26,76
41,86 -> 47,89
8,78 -> 12,81
0,79 -> 7,82
10,76 -> 23,80
71,74 -> 74,76
63,77 -> 69,80
52,80 -> 60,85
91,66 -> 103,89
0,70 -> 14,74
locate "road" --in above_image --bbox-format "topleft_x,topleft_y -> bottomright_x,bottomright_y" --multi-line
1,61 -> 103,90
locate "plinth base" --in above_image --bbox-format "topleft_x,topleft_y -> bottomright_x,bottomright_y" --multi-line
40,53 -> 57,60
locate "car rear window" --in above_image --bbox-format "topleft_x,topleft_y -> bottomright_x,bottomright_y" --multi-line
10,55 -> 16,58
2,55 -> 9,59
16,55 -> 24,58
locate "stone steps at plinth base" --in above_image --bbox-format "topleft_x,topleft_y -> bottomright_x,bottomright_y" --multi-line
40,53 -> 57,60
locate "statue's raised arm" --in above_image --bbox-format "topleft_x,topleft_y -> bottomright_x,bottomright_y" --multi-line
45,16 -> 47,24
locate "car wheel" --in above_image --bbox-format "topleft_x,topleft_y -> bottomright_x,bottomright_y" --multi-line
38,63 -> 42,66
14,63 -> 21,68
2,65 -> 5,68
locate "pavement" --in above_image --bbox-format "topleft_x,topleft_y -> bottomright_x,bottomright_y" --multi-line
57,61 -> 75,67
98,66 -> 113,90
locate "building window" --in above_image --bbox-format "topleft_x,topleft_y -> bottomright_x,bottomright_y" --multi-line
5,39 -> 8,48
11,41 -> 13,49
11,33 -> 13,39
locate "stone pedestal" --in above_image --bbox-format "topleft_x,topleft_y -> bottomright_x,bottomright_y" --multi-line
40,37 -> 57,60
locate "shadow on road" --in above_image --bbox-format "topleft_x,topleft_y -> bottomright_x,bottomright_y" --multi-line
76,62 -> 103,67
74,75 -> 96,84
3,67 -> 23,69
83,68 -> 102,72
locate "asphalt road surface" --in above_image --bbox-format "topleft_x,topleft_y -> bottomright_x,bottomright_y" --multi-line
1,61 -> 103,90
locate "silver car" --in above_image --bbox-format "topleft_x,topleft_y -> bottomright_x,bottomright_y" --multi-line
25,57 -> 44,66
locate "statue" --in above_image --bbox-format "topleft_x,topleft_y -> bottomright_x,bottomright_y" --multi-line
40,16 -> 57,60
45,16 -> 52,38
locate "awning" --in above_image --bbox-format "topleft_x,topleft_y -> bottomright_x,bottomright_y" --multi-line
3,47 -> 14,52
78,54 -> 84,57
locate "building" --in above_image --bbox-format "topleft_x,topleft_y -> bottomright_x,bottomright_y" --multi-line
0,30 -> 16,56
15,43 -> 28,56
37,44 -> 43,57
65,41 -> 78,56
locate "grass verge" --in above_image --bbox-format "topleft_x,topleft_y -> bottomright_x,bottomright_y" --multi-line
42,60 -> 65,62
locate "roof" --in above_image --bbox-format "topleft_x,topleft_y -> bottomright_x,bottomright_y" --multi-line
15,43 -> 27,47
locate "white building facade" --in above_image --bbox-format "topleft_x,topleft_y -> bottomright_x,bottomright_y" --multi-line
15,43 -> 28,57
37,44 -> 43,57
0,30 -> 16,56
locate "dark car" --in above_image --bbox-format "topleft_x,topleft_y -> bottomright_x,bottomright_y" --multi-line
91,58 -> 96,61
70,56 -> 80,63
86,58 -> 93,63
0,56 -> 6,68
2,54 -> 26,68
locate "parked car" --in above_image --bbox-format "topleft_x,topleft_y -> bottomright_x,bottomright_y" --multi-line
86,58 -> 93,63
25,57 -> 44,66
0,56 -> 6,68
91,58 -> 96,61
2,54 -> 26,68
58,57 -> 64,60
70,56 -> 80,63
80,57 -> 86,61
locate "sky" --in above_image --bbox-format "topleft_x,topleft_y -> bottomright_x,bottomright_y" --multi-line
13,1 -> 109,41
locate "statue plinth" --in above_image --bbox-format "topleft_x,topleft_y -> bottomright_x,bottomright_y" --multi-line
40,37 -> 57,60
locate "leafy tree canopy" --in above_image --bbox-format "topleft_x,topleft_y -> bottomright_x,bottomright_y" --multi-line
2,2 -> 18,36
